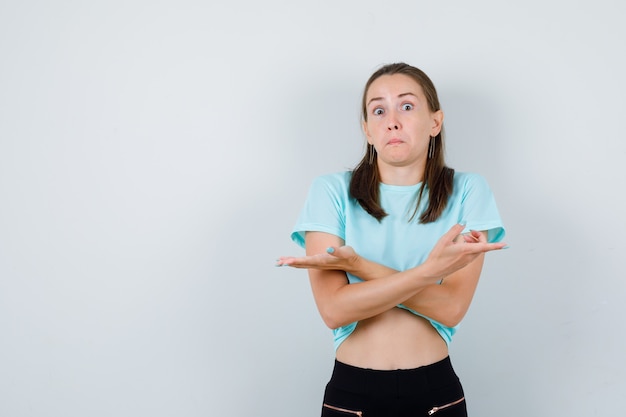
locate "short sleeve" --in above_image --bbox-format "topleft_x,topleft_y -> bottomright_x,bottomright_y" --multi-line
290,174 -> 347,248
458,174 -> 506,243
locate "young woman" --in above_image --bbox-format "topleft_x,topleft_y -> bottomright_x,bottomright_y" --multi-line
278,63 -> 506,416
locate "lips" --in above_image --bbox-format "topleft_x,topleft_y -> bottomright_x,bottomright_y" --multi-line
387,138 -> 404,145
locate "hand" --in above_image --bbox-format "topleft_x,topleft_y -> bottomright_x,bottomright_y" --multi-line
422,224 -> 506,280
276,245 -> 359,272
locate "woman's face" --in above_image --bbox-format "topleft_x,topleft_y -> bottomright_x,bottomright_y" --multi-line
363,74 -> 443,172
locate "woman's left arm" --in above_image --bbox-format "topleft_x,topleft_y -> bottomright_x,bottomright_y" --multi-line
401,252 -> 484,327
354,230 -> 488,327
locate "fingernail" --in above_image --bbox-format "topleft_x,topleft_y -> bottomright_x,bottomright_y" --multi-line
326,247 -> 335,254
502,245 -> 510,250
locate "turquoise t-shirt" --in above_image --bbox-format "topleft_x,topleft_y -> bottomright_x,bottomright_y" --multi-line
291,171 -> 505,351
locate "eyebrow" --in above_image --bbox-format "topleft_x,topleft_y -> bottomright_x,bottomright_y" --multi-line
367,92 -> 419,107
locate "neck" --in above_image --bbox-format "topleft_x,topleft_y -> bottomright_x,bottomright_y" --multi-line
377,160 -> 425,186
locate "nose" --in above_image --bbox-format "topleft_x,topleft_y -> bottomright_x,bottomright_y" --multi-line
387,111 -> 400,130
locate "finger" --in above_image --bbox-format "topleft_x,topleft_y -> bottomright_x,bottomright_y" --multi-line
467,242 -> 508,253
462,233 -> 479,243
489,242 -> 508,250
328,246 -> 354,259
275,256 -> 295,266
442,223 -> 466,242
276,255 -> 317,267
462,230 -> 484,243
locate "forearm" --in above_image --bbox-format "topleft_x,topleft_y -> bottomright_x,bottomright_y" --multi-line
400,253 -> 485,326
310,265 -> 441,329
350,232 -> 488,326
351,256 -> 477,327
347,255 -> 398,280
349,262 -> 453,324
306,227 -> 498,329
399,283 -> 462,327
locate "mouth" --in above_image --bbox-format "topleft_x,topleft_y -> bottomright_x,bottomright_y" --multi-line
386,138 -> 404,145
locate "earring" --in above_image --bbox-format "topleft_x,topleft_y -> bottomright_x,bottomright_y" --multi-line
428,136 -> 435,159
368,144 -> 375,165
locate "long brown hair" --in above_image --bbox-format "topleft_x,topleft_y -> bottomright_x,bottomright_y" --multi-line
350,63 -> 454,223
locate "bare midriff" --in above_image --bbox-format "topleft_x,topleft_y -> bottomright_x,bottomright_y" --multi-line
335,307 -> 449,370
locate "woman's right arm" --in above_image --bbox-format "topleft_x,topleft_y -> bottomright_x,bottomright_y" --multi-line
305,231 -> 433,329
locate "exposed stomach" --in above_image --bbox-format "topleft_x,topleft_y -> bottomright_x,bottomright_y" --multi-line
335,307 -> 449,370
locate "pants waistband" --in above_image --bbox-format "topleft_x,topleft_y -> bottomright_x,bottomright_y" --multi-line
328,356 -> 459,397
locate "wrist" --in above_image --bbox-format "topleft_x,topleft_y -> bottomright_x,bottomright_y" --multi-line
348,254 -> 365,276
413,262 -> 443,284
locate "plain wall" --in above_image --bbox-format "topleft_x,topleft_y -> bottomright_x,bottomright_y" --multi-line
1,1 -> 624,416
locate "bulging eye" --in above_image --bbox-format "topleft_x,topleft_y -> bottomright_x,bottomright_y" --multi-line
402,103 -> 414,111
373,107 -> 384,116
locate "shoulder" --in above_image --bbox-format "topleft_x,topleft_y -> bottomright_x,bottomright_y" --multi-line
311,171 -> 352,187
452,171 -> 493,195
308,171 -> 353,196
453,171 -> 488,187
450,171 -> 505,241
291,172 -> 352,247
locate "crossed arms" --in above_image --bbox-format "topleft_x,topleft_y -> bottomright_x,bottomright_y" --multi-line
278,224 -> 505,329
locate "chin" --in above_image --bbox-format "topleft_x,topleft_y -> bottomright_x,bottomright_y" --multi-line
383,153 -> 422,166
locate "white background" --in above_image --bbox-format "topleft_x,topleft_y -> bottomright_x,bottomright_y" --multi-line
1,1 -> 624,416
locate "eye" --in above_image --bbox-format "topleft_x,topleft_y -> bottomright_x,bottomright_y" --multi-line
401,103 -> 414,111
372,107 -> 384,116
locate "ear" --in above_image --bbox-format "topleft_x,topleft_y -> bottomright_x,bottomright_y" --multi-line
430,110 -> 444,137
362,120 -> 373,145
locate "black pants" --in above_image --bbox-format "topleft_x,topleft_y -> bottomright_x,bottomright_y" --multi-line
321,357 -> 467,417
